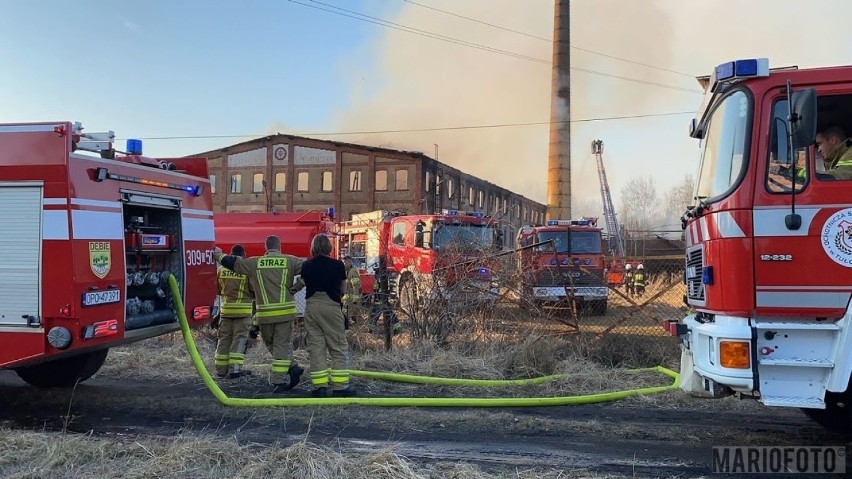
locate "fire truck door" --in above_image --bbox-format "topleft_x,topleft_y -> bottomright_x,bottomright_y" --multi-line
0,183 -> 43,326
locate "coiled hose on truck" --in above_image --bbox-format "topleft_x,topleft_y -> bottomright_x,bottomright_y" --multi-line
168,275 -> 680,407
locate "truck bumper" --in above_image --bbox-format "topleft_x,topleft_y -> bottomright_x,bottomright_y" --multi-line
664,314 -> 755,397
532,286 -> 607,301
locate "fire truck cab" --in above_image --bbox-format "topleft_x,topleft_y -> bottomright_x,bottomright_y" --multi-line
668,59 -> 852,431
337,209 -> 502,312
0,121 -> 217,387
517,217 -> 608,315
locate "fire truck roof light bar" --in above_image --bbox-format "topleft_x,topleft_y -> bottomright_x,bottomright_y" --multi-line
691,58 -> 769,139
93,167 -> 204,197
442,209 -> 486,218
546,218 -> 595,227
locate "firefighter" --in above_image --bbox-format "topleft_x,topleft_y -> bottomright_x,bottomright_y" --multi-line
214,244 -> 254,379
369,257 -> 400,335
623,263 -> 635,297
214,235 -> 305,393
634,263 -> 646,297
816,126 -> 852,179
300,234 -> 356,397
342,255 -> 362,325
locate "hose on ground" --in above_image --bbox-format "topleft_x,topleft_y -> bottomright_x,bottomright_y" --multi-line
169,275 -> 680,407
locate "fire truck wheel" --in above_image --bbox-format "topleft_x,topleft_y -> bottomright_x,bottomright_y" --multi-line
14,349 -> 110,388
801,389 -> 852,433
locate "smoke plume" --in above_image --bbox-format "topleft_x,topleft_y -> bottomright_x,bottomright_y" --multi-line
284,0 -> 852,208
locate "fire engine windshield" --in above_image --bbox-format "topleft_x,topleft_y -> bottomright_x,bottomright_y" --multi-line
433,224 -> 495,250
694,89 -> 751,202
534,231 -> 602,254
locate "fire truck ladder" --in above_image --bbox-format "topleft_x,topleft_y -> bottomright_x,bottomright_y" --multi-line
592,140 -> 625,258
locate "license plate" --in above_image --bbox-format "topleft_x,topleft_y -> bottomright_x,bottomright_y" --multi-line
82,289 -> 121,307
533,287 -> 608,298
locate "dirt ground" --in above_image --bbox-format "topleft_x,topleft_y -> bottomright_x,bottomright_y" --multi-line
2,344 -> 851,478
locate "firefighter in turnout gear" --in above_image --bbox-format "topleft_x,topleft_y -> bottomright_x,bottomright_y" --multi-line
624,263 -> 635,297
214,235 -> 305,393
342,255 -> 362,325
369,257 -> 400,334
633,264 -> 646,297
214,244 -> 254,379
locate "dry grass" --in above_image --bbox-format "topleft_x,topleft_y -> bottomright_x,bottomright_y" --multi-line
0,429 -> 635,479
99,327 -> 677,401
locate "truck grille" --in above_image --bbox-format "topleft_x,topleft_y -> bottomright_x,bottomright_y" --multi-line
536,267 -> 603,287
685,246 -> 704,302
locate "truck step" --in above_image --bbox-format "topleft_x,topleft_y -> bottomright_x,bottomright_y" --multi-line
761,395 -> 825,408
754,321 -> 840,331
759,358 -> 834,368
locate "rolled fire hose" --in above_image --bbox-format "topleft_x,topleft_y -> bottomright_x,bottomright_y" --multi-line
168,275 -> 680,407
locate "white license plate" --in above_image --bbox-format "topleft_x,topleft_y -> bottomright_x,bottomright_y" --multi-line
82,289 -> 121,306
533,287 -> 608,298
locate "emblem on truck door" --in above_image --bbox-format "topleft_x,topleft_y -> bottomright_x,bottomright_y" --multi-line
89,241 -> 111,278
821,208 -> 852,267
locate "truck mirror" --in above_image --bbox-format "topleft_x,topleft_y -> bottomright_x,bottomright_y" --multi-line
773,117 -> 790,166
414,221 -> 425,248
789,87 -> 817,149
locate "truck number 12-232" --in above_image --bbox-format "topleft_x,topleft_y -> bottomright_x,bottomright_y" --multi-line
186,249 -> 215,266
760,254 -> 793,261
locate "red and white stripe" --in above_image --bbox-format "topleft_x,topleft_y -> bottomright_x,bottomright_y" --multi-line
756,285 -> 851,309
685,211 -> 748,247
41,198 -> 215,242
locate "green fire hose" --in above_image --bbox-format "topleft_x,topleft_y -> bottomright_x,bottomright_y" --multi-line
169,275 -> 680,407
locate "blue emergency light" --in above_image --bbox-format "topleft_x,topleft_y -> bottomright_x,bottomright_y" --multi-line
702,266 -> 714,285
126,139 -> 143,155
546,220 -> 557,226
446,209 -> 459,216
714,58 -> 769,82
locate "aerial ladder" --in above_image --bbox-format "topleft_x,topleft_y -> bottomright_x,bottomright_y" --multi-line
592,140 -> 626,285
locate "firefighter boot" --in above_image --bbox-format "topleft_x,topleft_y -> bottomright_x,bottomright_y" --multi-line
271,363 -> 304,393
228,337 -> 253,378
288,362 -> 304,388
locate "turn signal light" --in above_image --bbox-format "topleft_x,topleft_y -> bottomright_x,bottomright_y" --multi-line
720,340 -> 750,369
193,306 -> 211,321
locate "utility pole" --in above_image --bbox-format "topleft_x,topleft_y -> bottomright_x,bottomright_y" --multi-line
546,0 -> 571,221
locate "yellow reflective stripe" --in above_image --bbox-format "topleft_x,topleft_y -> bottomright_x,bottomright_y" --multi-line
256,302 -> 296,311
256,307 -> 297,318
221,304 -> 253,314
256,271 -> 270,305
279,262 -> 289,307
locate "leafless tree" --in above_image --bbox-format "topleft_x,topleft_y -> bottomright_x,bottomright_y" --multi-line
664,175 -> 695,225
619,175 -> 660,233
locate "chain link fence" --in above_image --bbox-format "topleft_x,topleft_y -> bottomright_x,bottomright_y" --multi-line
334,224 -> 686,368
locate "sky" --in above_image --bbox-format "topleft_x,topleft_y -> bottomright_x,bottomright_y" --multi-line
2,0 -> 851,219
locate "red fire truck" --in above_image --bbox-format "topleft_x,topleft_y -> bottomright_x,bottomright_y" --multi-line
516,217 -> 608,315
336,209 -> 503,310
0,121 -> 217,387
665,58 -> 852,431
213,210 -> 336,258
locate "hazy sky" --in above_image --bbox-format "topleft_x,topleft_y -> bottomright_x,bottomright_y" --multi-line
2,0 -> 850,215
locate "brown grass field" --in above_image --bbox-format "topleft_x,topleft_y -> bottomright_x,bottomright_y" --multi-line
5,283 -> 848,478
